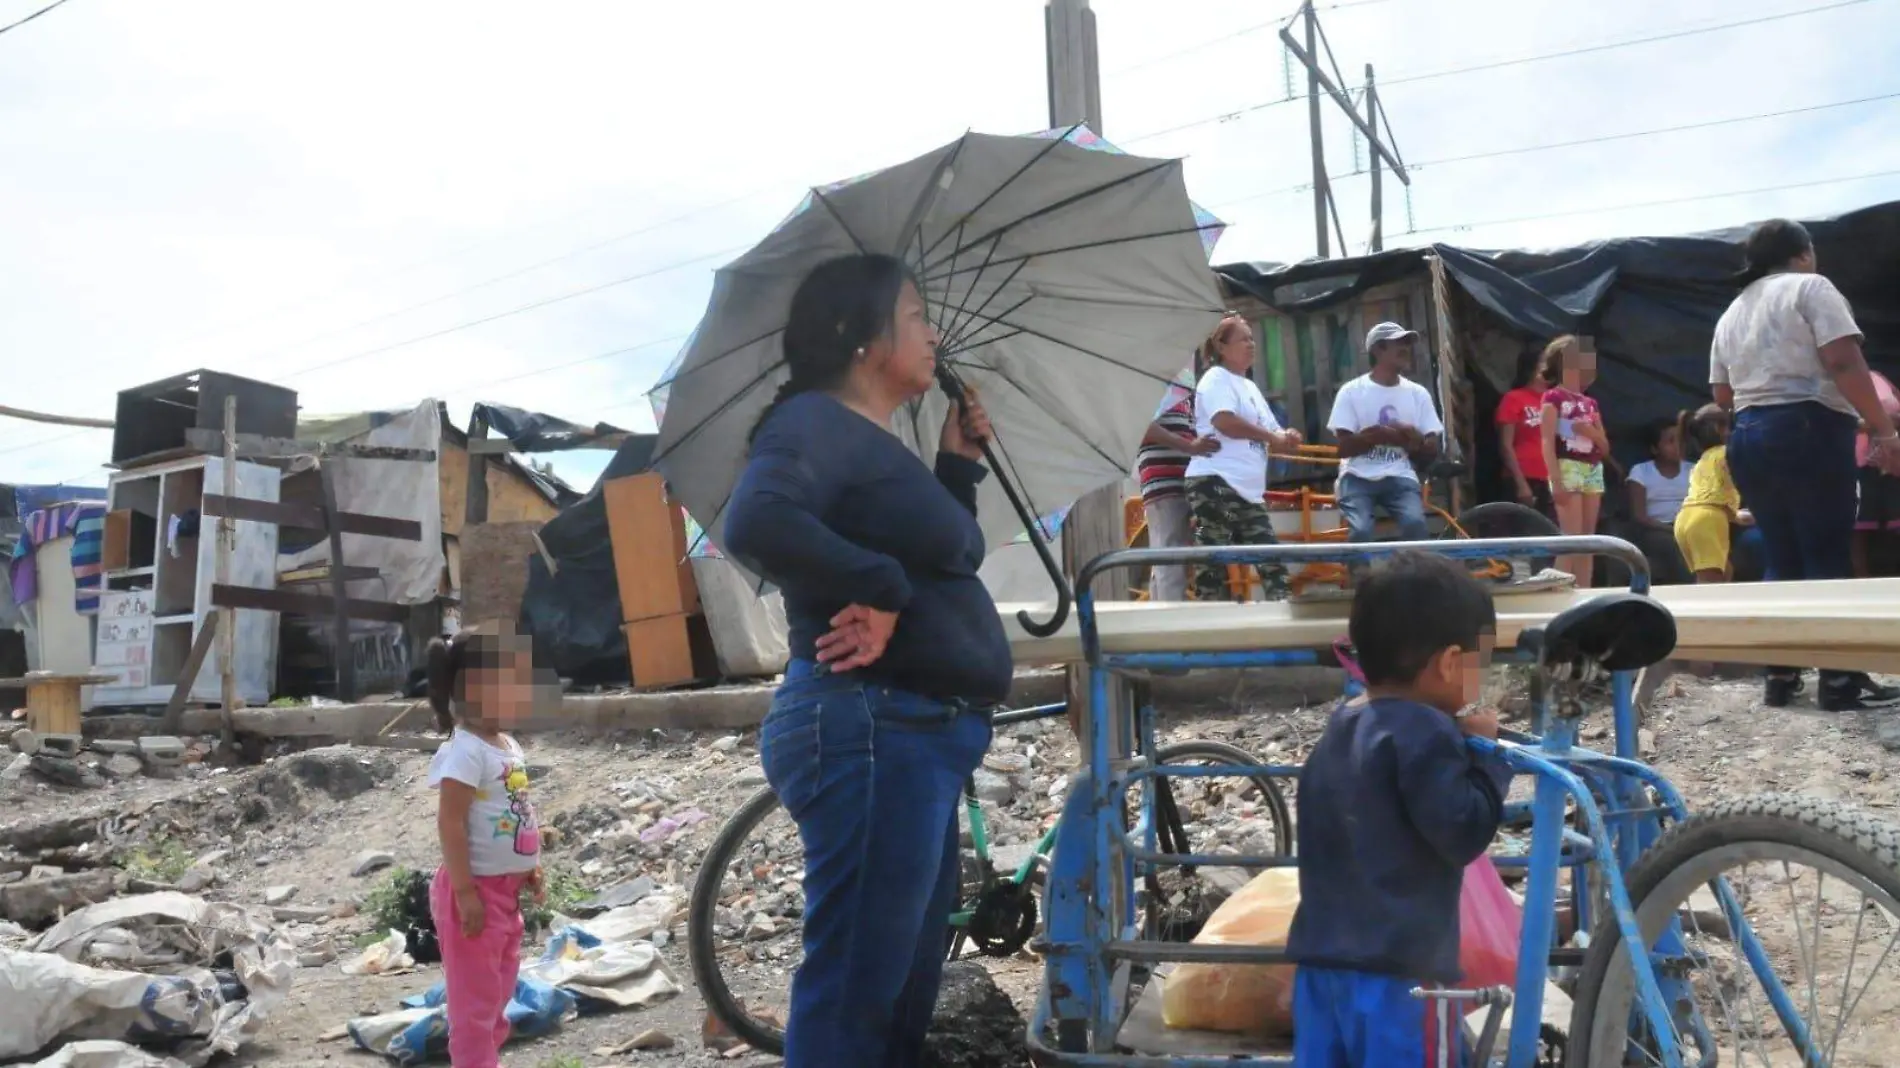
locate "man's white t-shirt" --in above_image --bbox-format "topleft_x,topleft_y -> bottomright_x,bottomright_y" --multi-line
428,727 -> 542,876
1627,461 -> 1690,523
1326,373 -> 1444,483
1186,365 -> 1281,501
1711,272 -> 1862,417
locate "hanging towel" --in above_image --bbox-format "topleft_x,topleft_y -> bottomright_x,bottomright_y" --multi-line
8,501 -> 108,611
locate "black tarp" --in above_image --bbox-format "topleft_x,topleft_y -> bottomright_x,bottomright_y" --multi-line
516,432 -> 660,681
1217,200 -> 1900,457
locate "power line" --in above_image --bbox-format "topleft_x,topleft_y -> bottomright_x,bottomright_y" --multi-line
0,0 -> 74,37
1203,90 -> 1900,211
1123,0 -> 1875,144
1406,167 -> 1900,236
1106,0 -> 1402,76
280,243 -> 747,381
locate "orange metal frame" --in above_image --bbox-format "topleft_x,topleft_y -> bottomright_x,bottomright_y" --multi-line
1124,444 -> 1506,601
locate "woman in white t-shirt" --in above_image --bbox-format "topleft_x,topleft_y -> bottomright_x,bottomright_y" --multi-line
1618,418 -> 1693,585
1184,315 -> 1303,600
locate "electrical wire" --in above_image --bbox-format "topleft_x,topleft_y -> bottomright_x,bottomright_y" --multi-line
1121,0 -> 1875,144
1107,0 -> 1403,76
0,0 -> 74,37
1202,90 -> 1900,211
1405,167 -> 1900,236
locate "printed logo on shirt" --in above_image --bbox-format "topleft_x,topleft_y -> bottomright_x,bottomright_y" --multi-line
490,762 -> 541,856
1366,404 -> 1407,465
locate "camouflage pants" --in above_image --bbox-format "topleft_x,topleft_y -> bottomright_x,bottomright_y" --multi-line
1186,476 -> 1289,601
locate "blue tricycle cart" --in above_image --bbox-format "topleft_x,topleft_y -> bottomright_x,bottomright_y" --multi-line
1030,535 -> 1900,1067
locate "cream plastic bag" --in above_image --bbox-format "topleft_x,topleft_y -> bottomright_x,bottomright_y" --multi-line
1159,868 -> 1299,1036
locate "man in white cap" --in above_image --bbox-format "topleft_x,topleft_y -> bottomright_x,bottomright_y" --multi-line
1327,322 -> 1443,544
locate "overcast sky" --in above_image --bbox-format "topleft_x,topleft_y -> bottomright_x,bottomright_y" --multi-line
2,0 -> 1895,490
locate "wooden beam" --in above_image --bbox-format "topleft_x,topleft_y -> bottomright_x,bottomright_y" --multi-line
465,414 -> 490,526
0,404 -> 113,430
211,583 -> 410,624
202,494 -> 422,541
185,429 -> 435,463
217,397 -> 239,746
278,564 -> 381,586
467,434 -> 628,455
317,462 -> 356,702
159,612 -> 219,733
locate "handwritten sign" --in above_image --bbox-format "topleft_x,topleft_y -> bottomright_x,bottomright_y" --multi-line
96,590 -> 155,689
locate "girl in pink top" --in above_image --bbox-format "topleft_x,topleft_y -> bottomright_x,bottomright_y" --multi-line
1538,335 -> 1611,587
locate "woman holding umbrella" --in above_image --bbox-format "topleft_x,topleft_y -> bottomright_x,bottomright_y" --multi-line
722,253 -> 1009,1068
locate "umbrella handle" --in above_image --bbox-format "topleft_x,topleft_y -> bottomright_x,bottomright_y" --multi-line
936,367 -> 1073,638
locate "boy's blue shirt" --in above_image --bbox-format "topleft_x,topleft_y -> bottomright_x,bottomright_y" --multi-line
1286,696 -> 1512,983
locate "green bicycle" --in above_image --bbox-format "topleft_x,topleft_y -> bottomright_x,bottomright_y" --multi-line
687,702 -> 1292,1055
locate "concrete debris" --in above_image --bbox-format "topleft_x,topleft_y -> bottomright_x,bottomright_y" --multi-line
350,850 -> 395,878
262,885 -> 297,907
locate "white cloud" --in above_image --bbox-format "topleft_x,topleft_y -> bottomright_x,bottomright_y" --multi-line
2,0 -> 1896,488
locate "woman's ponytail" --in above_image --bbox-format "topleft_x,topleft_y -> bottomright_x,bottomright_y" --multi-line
427,635 -> 462,732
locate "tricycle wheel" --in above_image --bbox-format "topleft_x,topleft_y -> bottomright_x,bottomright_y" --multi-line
1566,793 -> 1900,1067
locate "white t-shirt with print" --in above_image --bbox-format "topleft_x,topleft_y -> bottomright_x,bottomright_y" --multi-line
1711,272 -> 1862,417
1627,461 -> 1690,523
1186,365 -> 1281,502
1326,373 -> 1444,483
428,728 -> 541,876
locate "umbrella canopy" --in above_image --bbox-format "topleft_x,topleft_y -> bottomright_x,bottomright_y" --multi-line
649,126 -> 1226,590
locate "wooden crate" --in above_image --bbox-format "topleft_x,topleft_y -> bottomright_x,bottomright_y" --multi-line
622,613 -> 716,689
604,474 -> 700,623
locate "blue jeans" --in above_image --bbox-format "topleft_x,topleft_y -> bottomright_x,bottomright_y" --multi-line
1337,473 -> 1430,543
1293,966 -> 1437,1067
759,661 -> 992,1068
1728,401 -> 1857,683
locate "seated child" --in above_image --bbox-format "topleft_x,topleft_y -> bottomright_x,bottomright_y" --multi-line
1672,404 -> 1747,584
1287,551 -> 1510,1066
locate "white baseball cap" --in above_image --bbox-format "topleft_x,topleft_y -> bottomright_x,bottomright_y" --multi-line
1365,321 -> 1419,351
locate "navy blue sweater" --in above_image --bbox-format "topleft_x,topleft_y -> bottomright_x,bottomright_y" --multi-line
1286,697 -> 1511,983
723,392 -> 1014,705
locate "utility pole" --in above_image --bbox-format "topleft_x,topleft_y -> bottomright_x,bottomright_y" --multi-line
1282,1 -> 1409,257
1304,4 -> 1329,258
1044,0 -> 1129,758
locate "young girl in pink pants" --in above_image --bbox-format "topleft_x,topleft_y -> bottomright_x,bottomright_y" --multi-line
426,628 -> 545,1068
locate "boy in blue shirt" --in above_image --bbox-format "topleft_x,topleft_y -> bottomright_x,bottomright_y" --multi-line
1287,551 -> 1510,1066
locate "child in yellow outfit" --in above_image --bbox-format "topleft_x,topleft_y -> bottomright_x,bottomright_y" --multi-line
1673,404 -> 1752,582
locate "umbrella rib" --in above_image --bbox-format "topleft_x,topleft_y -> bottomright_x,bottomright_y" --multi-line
938,328 -> 1027,358
939,239 -> 1030,355
942,288 -> 1035,357
940,303 -> 1178,391
923,222 -> 1224,287
916,124 -> 1081,266
896,133 -> 968,264
972,359 -> 1125,473
648,357 -> 786,467
922,157 -> 1178,274
645,326 -> 786,395
809,185 -> 870,254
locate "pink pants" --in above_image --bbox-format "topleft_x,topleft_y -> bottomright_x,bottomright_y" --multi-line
429,868 -> 527,1068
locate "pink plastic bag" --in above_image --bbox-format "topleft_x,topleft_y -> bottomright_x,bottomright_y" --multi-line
1423,856 -> 1522,1064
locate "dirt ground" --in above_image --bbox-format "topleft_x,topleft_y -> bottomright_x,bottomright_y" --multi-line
8,667 -> 1900,1068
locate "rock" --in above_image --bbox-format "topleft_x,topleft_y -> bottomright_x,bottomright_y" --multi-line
710,735 -> 741,753
27,865 -> 64,881
922,961 -> 1028,1067
579,875 -> 654,914
351,850 -> 396,877
264,885 -> 299,906
604,1028 -> 676,1054
1877,719 -> 1900,754
11,729 -> 40,755
30,754 -> 102,789
103,754 -> 144,779
0,754 -> 29,784
177,864 -> 218,893
283,748 -> 392,802
0,869 -> 117,926
970,770 -> 1014,805
196,849 -> 230,867
89,739 -> 139,755
1637,728 -> 1658,759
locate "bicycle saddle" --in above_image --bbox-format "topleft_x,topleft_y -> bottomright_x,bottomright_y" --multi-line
1524,592 -> 1677,673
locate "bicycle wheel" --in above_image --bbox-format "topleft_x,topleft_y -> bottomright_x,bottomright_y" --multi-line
1138,739 -> 1293,941
1568,794 -> 1900,1067
688,786 -> 799,1056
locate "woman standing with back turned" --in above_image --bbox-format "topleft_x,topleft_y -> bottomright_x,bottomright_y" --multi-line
722,253 -> 1009,1068
1711,219 -> 1900,711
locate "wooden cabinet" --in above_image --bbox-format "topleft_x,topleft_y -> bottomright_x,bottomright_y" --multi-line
91,455 -> 281,707
604,473 -> 711,688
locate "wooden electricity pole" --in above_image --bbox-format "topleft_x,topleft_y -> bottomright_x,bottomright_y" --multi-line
1282,1 -> 1410,257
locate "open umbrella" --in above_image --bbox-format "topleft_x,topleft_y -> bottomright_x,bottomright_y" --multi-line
648,125 -> 1226,635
